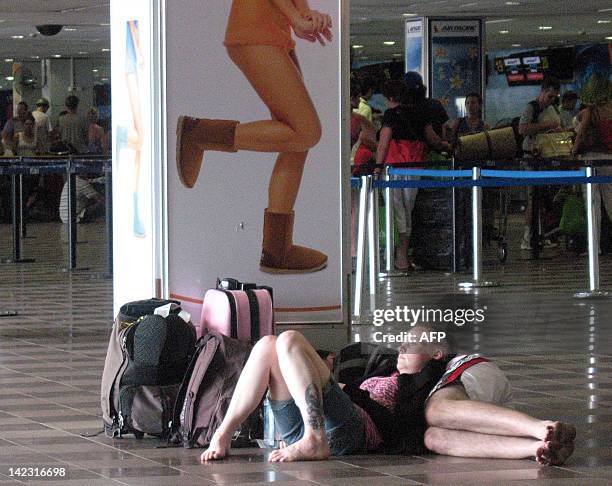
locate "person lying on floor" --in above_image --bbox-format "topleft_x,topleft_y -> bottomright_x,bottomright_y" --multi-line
200,329 -> 449,462
422,341 -> 576,466
200,328 -> 575,465
341,325 -> 575,466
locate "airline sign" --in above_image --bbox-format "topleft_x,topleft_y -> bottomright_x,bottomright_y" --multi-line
431,20 -> 480,37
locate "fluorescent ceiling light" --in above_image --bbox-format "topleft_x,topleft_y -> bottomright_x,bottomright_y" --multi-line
499,30 -> 509,34
505,1 -> 521,5
352,44 -> 364,49
486,19 -> 512,24
101,48 -> 110,52
461,2 -> 478,7
78,51 -> 88,55
597,20 -> 611,24
4,58 -> 13,62
511,43 -> 521,47
5,76 -> 14,81
383,41 -> 396,45
30,56 -> 40,59
11,35 -> 24,39
64,28 -> 77,31
403,13 -> 417,17
606,36 -> 612,40
92,69 -> 98,72
53,54 -> 62,58
598,7 -> 612,12
539,26 -> 553,30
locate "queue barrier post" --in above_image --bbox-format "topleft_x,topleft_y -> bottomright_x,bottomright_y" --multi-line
353,175 -> 370,317
367,173 -> 380,295
574,166 -> 610,299
459,166 -> 498,290
1,173 -> 35,264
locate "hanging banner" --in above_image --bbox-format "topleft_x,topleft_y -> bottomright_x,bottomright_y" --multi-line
404,19 -> 424,76
165,0 -> 344,325
110,0 -> 157,312
428,19 -> 483,120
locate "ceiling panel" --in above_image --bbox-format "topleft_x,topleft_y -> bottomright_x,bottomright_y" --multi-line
351,0 -> 612,62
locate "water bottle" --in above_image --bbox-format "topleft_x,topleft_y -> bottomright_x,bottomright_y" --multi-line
263,397 -> 276,448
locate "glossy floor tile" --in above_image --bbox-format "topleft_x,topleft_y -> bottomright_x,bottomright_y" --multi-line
0,218 -> 611,485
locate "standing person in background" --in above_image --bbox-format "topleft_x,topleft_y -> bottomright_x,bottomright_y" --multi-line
572,75 -> 612,255
2,101 -> 28,154
13,113 -> 37,156
353,76 -> 375,122
518,76 -> 562,250
376,79 -> 451,270
403,72 -> 450,141
32,98 -> 52,153
58,95 -> 88,154
447,92 -> 490,143
87,108 -> 109,155
559,91 -> 579,130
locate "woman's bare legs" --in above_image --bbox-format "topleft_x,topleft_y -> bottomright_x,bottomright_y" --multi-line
201,335 -> 290,461
226,45 -> 320,213
268,330 -> 331,462
227,45 -> 321,154
125,72 -> 145,236
202,331 -> 333,462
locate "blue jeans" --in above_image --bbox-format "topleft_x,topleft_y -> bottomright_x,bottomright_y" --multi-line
268,377 -> 365,455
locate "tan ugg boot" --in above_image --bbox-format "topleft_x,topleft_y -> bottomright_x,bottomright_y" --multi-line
176,116 -> 239,188
260,209 -> 328,274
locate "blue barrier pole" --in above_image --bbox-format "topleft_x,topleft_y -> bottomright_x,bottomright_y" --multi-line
384,166 -> 395,274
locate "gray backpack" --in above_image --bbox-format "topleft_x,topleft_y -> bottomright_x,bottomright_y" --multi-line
101,299 -> 196,439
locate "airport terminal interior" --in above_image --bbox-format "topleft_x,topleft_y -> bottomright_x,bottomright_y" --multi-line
0,1 -> 611,485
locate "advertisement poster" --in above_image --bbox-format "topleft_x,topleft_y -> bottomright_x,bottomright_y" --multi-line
404,19 -> 424,76
165,0 -> 344,324
429,19 -> 483,120
111,1 -> 156,312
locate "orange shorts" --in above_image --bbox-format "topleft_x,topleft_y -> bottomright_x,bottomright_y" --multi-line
224,0 -> 296,51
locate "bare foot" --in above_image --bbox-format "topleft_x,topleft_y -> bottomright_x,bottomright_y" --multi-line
535,440 -> 574,466
545,422 -> 576,444
268,433 -> 330,462
200,429 -> 233,462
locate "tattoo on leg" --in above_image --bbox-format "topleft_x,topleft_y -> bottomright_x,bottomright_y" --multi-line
304,384 -> 325,430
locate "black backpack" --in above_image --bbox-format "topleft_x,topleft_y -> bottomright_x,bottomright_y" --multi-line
101,299 -> 197,439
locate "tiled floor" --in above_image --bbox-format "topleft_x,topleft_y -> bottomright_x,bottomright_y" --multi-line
1,218 -> 612,485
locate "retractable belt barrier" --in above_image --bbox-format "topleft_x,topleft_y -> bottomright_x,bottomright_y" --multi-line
352,161 -> 612,317
0,157 -> 112,280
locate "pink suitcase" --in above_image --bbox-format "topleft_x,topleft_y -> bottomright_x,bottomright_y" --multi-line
200,288 -> 274,342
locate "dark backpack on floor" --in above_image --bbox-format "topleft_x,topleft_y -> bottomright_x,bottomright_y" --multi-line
101,298 -> 196,439
170,331 -> 252,448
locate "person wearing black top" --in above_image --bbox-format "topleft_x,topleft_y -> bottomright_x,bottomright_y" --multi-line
376,79 -> 450,270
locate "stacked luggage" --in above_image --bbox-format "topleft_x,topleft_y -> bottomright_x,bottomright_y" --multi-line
100,278 -> 274,448
411,187 -> 472,271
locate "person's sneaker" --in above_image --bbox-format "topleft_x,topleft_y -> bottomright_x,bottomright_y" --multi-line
520,238 -> 532,250
543,239 -> 558,249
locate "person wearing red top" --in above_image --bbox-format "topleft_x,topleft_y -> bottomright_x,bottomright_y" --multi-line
376,79 -> 450,270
